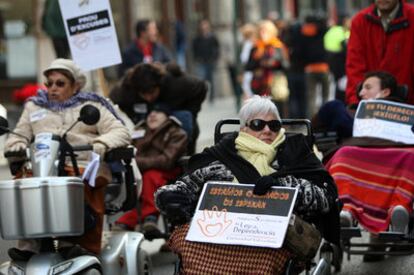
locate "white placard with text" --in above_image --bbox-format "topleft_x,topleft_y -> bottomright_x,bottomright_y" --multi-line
186,182 -> 298,249
59,0 -> 121,71
353,100 -> 414,144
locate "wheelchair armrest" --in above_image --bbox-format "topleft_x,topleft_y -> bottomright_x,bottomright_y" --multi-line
104,146 -> 138,214
105,161 -> 137,214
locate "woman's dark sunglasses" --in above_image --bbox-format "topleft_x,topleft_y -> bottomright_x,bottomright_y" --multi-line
44,80 -> 67,88
246,119 -> 282,132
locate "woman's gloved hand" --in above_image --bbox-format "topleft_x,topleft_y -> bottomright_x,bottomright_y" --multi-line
93,143 -> 107,159
7,142 -> 26,153
155,185 -> 195,225
253,175 -> 280,195
278,175 -> 330,215
189,161 -> 234,188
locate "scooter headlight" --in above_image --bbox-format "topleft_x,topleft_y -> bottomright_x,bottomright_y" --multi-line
52,261 -> 73,275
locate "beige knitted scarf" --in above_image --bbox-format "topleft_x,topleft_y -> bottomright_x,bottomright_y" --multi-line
235,128 -> 286,176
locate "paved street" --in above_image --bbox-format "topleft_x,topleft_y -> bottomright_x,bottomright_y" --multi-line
1,96 -> 414,274
195,96 -> 239,152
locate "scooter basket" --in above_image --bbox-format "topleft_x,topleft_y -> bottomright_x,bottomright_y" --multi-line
0,176 -> 84,239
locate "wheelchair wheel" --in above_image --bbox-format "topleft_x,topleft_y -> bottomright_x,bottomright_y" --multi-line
319,243 -> 332,274
318,242 -> 342,274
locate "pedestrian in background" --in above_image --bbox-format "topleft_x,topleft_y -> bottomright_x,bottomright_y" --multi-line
192,19 -> 220,103
118,19 -> 172,77
301,15 -> 330,118
284,19 -> 307,118
239,23 -> 257,99
245,20 -> 290,117
346,0 -> 414,107
324,15 -> 350,102
174,20 -> 187,70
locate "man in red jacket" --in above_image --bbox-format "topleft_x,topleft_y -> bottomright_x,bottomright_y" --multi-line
346,0 -> 414,106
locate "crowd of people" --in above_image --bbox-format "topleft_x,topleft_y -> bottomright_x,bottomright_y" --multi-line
3,0 -> 414,272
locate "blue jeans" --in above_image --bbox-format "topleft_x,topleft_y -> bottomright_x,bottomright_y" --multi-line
196,63 -> 215,102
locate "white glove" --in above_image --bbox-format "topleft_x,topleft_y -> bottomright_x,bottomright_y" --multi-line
93,143 -> 107,159
8,142 -> 26,152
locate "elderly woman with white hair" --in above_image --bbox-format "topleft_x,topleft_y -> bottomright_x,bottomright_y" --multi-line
155,95 -> 339,274
5,58 -> 131,261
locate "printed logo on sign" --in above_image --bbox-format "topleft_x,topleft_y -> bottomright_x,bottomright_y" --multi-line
73,33 -> 91,50
197,206 -> 233,237
67,10 -> 111,36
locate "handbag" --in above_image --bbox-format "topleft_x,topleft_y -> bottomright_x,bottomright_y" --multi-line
284,214 -> 322,260
271,71 -> 290,102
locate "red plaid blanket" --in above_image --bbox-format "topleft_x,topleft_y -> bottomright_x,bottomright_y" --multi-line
326,146 -> 414,233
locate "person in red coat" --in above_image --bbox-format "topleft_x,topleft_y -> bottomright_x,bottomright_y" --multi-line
346,0 -> 414,106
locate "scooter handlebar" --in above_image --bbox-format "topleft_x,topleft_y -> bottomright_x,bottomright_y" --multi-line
4,150 -> 27,158
72,145 -> 93,152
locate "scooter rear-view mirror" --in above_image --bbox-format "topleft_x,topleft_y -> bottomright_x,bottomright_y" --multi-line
79,104 -> 100,125
63,105 -> 101,138
0,116 -> 30,142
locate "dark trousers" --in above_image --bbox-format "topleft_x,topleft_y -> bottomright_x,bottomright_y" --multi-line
287,72 -> 307,119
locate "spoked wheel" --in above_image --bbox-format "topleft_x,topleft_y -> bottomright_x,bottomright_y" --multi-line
318,243 -> 334,275
138,249 -> 153,275
318,242 -> 343,274
319,243 -> 333,263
